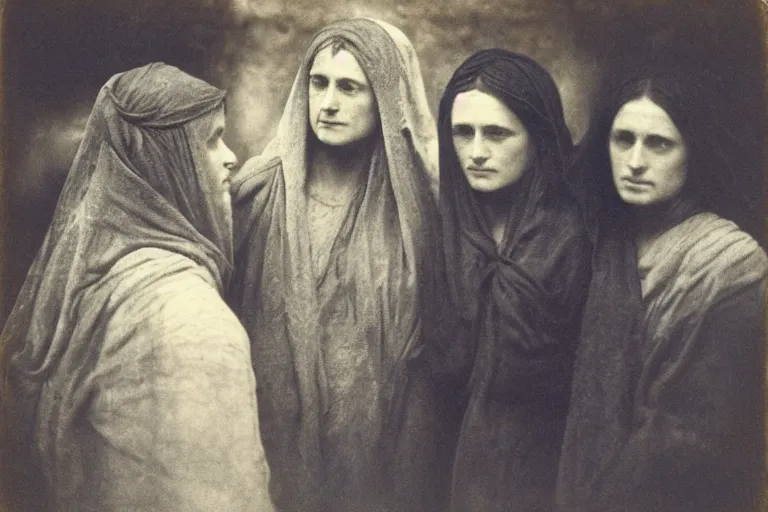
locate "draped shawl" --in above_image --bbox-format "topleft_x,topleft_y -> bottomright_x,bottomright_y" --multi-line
557,209 -> 767,512
428,49 -> 592,511
230,18 -> 439,512
0,63 -> 271,510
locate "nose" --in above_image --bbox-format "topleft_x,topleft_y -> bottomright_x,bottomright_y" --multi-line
321,87 -> 339,113
470,134 -> 489,166
627,142 -> 646,174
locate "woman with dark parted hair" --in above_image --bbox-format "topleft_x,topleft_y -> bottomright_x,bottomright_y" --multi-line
427,49 -> 592,511
0,63 -> 273,512
229,18 -> 445,512
556,71 -> 767,512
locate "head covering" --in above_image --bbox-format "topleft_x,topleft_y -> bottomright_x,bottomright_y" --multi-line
0,62 -> 229,507
230,18 -> 439,511
437,48 -> 579,324
430,49 -> 591,511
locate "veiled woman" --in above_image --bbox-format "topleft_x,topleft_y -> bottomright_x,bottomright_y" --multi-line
556,72 -> 767,512
427,49 -> 591,511
229,18 -> 443,512
0,63 -> 273,512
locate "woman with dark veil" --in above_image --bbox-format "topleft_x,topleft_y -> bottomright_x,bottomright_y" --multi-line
229,18 -> 444,512
427,49 -> 592,511
556,71 -> 767,512
0,63 -> 273,512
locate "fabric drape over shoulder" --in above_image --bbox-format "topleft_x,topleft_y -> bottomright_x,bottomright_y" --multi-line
427,49 -> 592,511
557,210 -> 767,512
230,18 -> 442,512
0,63 -> 272,511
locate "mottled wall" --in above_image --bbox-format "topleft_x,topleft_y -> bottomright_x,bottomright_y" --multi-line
2,0 -> 766,318
221,0 -> 598,160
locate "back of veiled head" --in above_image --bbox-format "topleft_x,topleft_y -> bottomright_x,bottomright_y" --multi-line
438,49 -> 574,200
107,62 -> 225,128
0,62 -> 229,511
103,62 -> 231,260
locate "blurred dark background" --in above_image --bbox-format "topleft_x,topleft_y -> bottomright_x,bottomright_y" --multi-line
1,0 -> 767,322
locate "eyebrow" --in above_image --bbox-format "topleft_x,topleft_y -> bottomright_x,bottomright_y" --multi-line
610,126 -> 678,139
209,126 -> 224,140
309,73 -> 367,86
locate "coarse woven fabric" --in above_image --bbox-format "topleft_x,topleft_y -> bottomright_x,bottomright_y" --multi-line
557,211 -> 767,512
0,62 -> 272,511
428,48 -> 592,511
229,18 -> 443,512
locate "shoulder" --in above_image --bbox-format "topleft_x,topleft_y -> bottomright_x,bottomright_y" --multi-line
231,154 -> 282,204
644,213 -> 768,308
681,213 -> 767,283
534,196 -> 591,257
105,248 -> 248,347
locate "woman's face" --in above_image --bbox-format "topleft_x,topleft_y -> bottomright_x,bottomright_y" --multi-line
609,96 -> 688,206
195,108 -> 237,234
308,46 -> 379,147
451,89 -> 531,193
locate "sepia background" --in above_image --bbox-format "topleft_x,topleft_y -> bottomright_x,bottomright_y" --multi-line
0,1 -> 767,510
1,0 -> 766,321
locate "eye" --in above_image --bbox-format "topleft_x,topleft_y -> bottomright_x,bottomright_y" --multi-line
452,124 -> 474,139
309,75 -> 328,89
337,79 -> 360,93
645,135 -> 676,153
611,130 -> 635,149
207,127 -> 225,149
483,126 -> 513,140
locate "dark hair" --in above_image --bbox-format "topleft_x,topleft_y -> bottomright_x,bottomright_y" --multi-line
574,69 -> 760,236
438,49 -> 573,200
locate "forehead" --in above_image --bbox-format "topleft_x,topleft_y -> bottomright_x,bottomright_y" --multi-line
202,108 -> 226,136
309,47 -> 368,84
611,97 -> 681,137
451,89 -> 524,128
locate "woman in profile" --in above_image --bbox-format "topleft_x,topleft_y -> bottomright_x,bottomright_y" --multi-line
557,71 -> 767,512
0,63 -> 273,512
428,49 -> 591,511
229,18 -> 442,512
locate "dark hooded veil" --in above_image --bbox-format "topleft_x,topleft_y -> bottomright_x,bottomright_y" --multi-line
0,62 -> 233,509
429,49 -> 591,511
230,18 -> 441,512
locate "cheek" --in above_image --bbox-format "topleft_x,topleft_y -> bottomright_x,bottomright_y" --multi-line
501,139 -> 530,168
667,153 -> 688,188
452,138 -> 470,160
354,96 -> 378,128
308,96 -> 320,117
609,147 -> 626,175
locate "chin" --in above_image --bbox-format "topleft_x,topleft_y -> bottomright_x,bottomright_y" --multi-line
316,135 -> 352,147
619,193 -> 659,206
467,180 -> 502,193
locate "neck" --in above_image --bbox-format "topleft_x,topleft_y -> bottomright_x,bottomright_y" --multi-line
308,137 -> 375,200
632,195 -> 700,255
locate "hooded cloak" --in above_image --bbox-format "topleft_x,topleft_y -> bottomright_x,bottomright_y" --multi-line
229,18 -> 442,512
0,63 -> 272,512
428,49 -> 591,511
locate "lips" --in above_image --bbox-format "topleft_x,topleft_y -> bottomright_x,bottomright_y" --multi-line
467,166 -> 496,174
622,177 -> 653,187
317,119 -> 346,127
